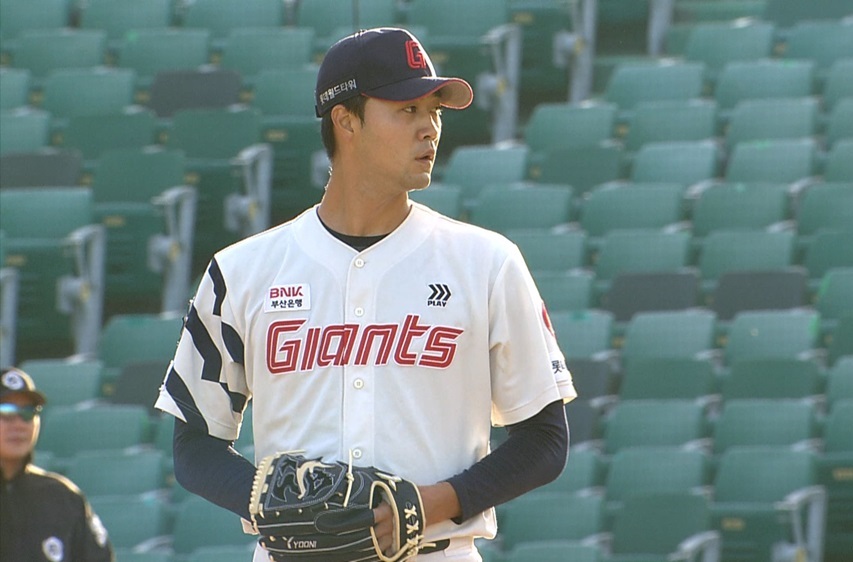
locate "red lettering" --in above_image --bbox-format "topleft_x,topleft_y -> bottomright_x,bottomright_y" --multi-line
271,286 -> 303,298
267,320 -> 306,374
355,325 -> 398,365
394,315 -> 430,366
419,327 -> 464,368
317,325 -> 358,367
300,327 -> 321,371
406,40 -> 427,69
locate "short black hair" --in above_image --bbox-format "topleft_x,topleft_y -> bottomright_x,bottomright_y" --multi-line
321,95 -> 368,159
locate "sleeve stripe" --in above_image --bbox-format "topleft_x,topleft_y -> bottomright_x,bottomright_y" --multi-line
164,365 -> 210,434
185,305 -> 223,383
222,322 -> 245,365
221,383 -> 248,414
208,258 -> 226,317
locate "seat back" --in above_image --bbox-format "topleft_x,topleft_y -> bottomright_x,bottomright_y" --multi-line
606,448 -> 709,505
0,109 -> 50,155
710,268 -> 807,321
723,358 -> 822,401
533,270 -> 594,312
148,68 -> 242,118
166,106 -> 262,159
825,139 -> 853,183
620,357 -> 717,400
524,102 -> 617,153
0,68 -> 30,111
699,230 -> 795,282
38,404 -> 150,459
602,270 -> 700,322
21,359 -> 103,407
499,492 -> 604,550
172,496 -> 257,554
631,140 -> 719,187
14,29 -> 106,78
611,493 -> 712,556
604,400 -> 707,454
726,97 -> 818,147
63,109 -> 158,162
182,0 -> 284,39
0,0 -> 67,41
443,145 -> 529,203
550,310 -> 614,359
580,184 -> 684,237
714,447 -> 816,502
624,99 -> 717,151
685,21 -> 775,77
621,309 -> 716,364
469,185 -> 572,233
80,0 -> 172,41
508,229 -> 586,272
692,182 -> 790,237
118,29 -> 211,84
595,230 -> 691,282
88,494 -> 166,549
42,68 -> 136,118
715,59 -> 815,110
713,399 -> 818,454
66,449 -> 165,496
604,62 -> 705,110
724,309 -> 820,363
0,149 -> 83,188
816,267 -> 853,322
220,28 -> 314,78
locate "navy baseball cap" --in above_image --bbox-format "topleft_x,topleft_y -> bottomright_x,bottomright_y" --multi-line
315,27 -> 474,117
0,368 -> 46,406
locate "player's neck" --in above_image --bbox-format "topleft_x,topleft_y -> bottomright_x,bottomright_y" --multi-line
319,177 -> 411,237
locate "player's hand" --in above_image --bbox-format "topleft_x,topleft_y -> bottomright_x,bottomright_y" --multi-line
372,502 -> 394,555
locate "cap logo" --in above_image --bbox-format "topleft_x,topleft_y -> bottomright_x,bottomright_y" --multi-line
2,371 -> 25,391
405,40 -> 427,70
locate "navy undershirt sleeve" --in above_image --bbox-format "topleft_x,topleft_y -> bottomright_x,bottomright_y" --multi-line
172,417 -> 256,520
446,400 -> 569,522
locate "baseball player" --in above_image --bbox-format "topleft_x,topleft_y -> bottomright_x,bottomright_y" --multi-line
0,368 -> 114,562
155,27 -> 575,562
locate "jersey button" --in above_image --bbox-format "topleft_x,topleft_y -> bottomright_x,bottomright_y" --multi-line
353,378 -> 365,389
355,258 -> 365,268
354,307 -> 364,317
352,449 -> 363,459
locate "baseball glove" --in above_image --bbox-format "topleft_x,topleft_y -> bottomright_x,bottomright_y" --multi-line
248,451 -> 428,562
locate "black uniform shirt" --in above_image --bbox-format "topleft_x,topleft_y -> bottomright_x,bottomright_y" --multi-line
0,464 -> 113,562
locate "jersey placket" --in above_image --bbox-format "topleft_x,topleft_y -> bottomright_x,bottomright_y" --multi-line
340,254 -> 376,465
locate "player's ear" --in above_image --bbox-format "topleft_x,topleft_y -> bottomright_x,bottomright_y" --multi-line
331,104 -> 356,136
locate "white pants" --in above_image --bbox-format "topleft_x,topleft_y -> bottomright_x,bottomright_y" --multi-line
251,538 -> 482,562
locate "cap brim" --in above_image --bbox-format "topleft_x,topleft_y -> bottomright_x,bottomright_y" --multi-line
2,390 -> 46,406
366,76 -> 474,110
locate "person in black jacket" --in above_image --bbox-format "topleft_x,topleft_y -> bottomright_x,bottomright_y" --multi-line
0,367 -> 114,562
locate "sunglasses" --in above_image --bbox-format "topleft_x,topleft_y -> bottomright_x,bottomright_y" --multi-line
0,403 -> 42,422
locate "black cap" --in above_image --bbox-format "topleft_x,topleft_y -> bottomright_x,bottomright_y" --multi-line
315,27 -> 474,117
0,368 -> 46,406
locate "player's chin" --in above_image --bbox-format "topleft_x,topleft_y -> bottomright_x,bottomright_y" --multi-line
406,172 -> 433,191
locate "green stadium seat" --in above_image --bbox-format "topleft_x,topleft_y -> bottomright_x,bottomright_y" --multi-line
60,108 -> 158,167
674,0 -> 766,23
97,312 -> 183,384
0,108 -> 50,155
630,140 -> 720,189
697,230 -> 795,291
827,315 -> 853,367
38,404 -> 151,460
684,21 -> 775,83
507,229 -> 587,272
147,68 -> 242,119
803,230 -> 853,287
408,184 -> 463,219
20,358 -> 103,407
13,29 -> 106,82
797,183 -> 853,250
609,493 -> 719,562
711,447 -> 825,562
172,496 -> 256,554
536,447 -> 605,495
109,360 -> 170,413
88,494 -> 168,550
523,102 -> 617,167
603,399 -> 709,454
712,399 -> 819,456
620,309 -> 717,366
0,67 -> 30,111
726,97 -> 818,148
181,0 -> 285,50
824,139 -> 853,183
504,541 -> 600,562
564,398 -> 605,445
442,145 -> 529,206
185,544 -> 257,562
91,147 -> 189,313
823,59 -> 853,111
709,268 -> 808,323
295,0 -> 400,53
0,148 -> 83,188
468,184 -> 573,233
117,29 -> 211,94
721,358 -> 823,402
498,492 -> 604,550
623,99 -> 717,152
763,0 -> 853,29
603,61 -> 706,115
714,59 -> 816,113
66,449 -> 166,497
819,399 -> 853,562
219,27 -> 314,85
532,270 -> 594,312
601,270 -> 700,325
826,357 -> 853,410
619,357 -> 718,401
0,0 -> 68,47
593,230 -> 691,297
565,357 -> 619,401
782,20 -> 853,83
691,182 -> 790,241
530,144 -> 624,197
41,68 -> 136,123
550,309 -> 614,360
725,138 -> 818,185
826,98 -> 853,147
79,0 -> 172,50
815,267 -> 853,340
723,309 -> 821,364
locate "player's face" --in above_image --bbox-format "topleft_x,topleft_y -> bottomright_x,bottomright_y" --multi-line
355,93 -> 442,192
0,395 -> 40,465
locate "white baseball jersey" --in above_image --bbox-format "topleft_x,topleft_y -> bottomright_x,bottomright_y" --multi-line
155,202 -> 576,557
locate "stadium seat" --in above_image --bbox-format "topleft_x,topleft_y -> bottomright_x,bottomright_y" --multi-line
824,139 -> 853,183
781,20 -> 853,83
537,446 -> 606,495
532,270 -> 594,312
504,541 -> 601,562
815,267 -> 853,339
629,140 -> 720,190
38,404 -> 151,461
603,61 -> 706,117
711,447 -> 825,562
41,68 -> 136,123
60,108 -> 158,168
530,144 -> 624,197
725,138 -> 818,185
763,0 -> 852,27
827,315 -> 853,367
564,397 -> 606,445
295,0 -> 399,53
97,312 -> 183,384
714,60 -> 816,112
147,68 -> 242,119
619,357 -> 718,401
600,270 -> 700,324
823,59 -> 853,111
172,496 -> 257,554
468,184 -> 573,233
117,29 -> 211,93
0,0 -> 68,49
602,399 -> 709,454
523,102 -> 617,168
684,20 -> 775,83
498,492 -> 604,550
504,229 -> 587,272
623,99 -> 717,151
674,0 -> 765,23
725,97 -> 818,148
723,309 -> 821,364
181,0 -> 285,50
797,183 -> 853,249
0,148 -> 83,188
826,357 -> 853,408
708,268 -> 808,322
620,309 -> 717,366
110,360 -> 171,413
79,0 -> 173,50
0,108 -> 50,155
442,145 -> 529,206
819,399 -> 853,562
88,494 -> 168,550
564,357 -> 619,401
408,184 -> 463,219
608,492 -> 720,562
826,98 -> 853,147
691,182 -> 791,240
66,449 -> 166,497
0,68 -> 30,111
21,358 -> 103,407
549,309 -> 614,360
803,229 -> 853,288
712,399 -> 819,456
593,230 -> 691,297
185,545 -> 257,562
721,358 -> 823,402
12,29 -> 106,82
219,27 -> 314,86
